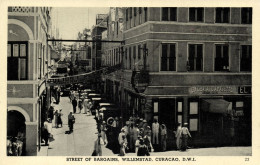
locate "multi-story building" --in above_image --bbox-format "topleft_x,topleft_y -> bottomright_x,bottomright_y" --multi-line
103,7 -> 252,149
91,14 -> 108,71
7,7 -> 54,155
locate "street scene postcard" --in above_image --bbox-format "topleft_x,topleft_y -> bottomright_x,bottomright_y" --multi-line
1,0 -> 260,165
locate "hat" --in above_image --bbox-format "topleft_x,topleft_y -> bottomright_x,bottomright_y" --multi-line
143,120 -> 147,123
126,121 -> 130,125
140,118 -> 143,121
121,128 -> 125,132
103,121 -> 106,124
184,123 -> 188,125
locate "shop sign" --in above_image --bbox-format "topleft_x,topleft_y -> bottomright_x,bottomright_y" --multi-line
189,86 -> 237,95
238,86 -> 251,94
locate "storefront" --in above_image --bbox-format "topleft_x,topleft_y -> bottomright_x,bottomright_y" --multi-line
145,85 -> 252,148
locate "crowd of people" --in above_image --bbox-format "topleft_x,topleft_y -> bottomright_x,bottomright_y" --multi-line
92,113 -> 192,156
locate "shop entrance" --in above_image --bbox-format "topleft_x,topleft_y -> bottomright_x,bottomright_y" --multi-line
7,110 -> 26,156
159,98 -> 176,150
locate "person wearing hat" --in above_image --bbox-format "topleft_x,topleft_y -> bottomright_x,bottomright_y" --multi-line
135,135 -> 142,153
118,128 -> 126,145
137,138 -> 150,156
138,118 -> 144,129
180,123 -> 192,151
160,124 -> 167,151
142,120 -> 148,129
72,97 -> 77,114
175,122 -> 182,150
100,121 -> 107,145
68,112 -> 75,133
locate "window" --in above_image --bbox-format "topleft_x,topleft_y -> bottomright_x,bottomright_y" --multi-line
240,45 -> 252,71
162,7 -> 177,21
7,42 -> 28,80
133,46 -> 136,67
124,48 -> 127,69
241,8 -> 252,24
138,45 -> 141,59
177,101 -> 183,124
139,7 -> 142,25
126,8 -> 128,21
216,8 -> 230,23
215,44 -> 229,71
189,101 -> 199,131
129,47 -> 132,69
116,21 -> 119,35
189,8 -> 204,22
144,7 -> 148,22
161,43 -> 176,71
188,44 -> 203,71
129,7 -> 132,19
134,7 -> 137,16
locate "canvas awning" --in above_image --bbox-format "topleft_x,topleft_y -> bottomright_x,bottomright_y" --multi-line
201,99 -> 231,114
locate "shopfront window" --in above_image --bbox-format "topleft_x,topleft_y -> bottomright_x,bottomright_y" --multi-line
177,101 -> 183,124
7,42 -> 28,80
189,101 -> 199,131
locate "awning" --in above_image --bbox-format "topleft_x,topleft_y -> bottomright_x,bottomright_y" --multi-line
201,99 -> 231,114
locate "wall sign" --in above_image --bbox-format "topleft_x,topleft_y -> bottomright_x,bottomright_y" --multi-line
238,86 -> 251,94
189,86 -> 237,95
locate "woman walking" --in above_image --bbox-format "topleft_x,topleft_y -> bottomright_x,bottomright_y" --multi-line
57,109 -> 63,128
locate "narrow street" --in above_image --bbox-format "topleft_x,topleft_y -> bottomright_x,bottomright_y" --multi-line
38,96 -> 114,156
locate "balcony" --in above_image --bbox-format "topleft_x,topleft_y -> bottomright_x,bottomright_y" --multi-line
9,7 -> 34,13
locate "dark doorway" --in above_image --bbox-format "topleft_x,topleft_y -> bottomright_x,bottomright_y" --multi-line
159,98 -> 176,150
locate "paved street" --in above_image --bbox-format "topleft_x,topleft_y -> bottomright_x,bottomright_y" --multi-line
38,96 -> 252,156
38,96 -> 114,156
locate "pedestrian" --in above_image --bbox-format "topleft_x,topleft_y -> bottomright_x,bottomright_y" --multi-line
58,109 -> 63,128
68,112 -> 75,133
54,110 -> 59,128
78,98 -> 83,113
100,121 -> 107,145
152,118 -> 160,145
129,123 -> 135,152
119,135 -> 128,156
160,124 -> 167,151
92,133 -> 104,156
88,101 -> 93,116
137,138 -> 150,156
138,118 -> 144,129
48,106 -> 54,121
135,136 -> 142,153
72,97 -> 77,113
144,135 -> 154,152
142,120 -> 148,129
133,124 -> 140,151
180,123 -> 192,151
144,126 -> 152,142
83,98 -> 88,114
175,122 -> 182,150
118,128 -> 126,145
43,118 -> 52,146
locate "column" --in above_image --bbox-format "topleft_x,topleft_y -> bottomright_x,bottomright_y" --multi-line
25,122 -> 38,156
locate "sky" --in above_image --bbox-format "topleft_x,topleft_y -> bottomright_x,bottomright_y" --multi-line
53,7 -> 109,40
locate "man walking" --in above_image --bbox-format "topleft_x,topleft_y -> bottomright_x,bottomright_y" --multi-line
68,112 -> 75,133
72,97 -> 77,114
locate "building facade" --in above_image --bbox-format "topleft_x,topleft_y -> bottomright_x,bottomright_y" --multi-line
7,7 -> 54,155
103,7 -> 252,149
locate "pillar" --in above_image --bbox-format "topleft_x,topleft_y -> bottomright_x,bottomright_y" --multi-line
183,96 -> 189,124
25,122 -> 38,156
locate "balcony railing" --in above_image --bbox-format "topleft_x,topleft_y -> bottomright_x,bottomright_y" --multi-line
10,7 -> 34,13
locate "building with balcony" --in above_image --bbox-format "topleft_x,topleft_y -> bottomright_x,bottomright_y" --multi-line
103,7 -> 252,149
7,7 -> 53,155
